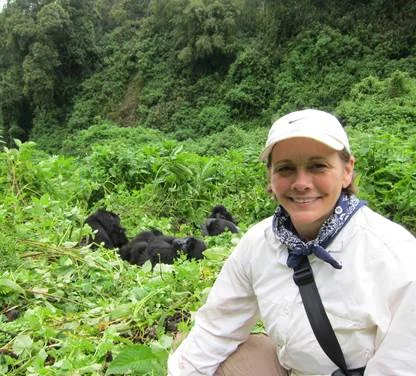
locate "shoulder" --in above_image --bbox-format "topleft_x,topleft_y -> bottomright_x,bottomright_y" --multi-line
222,215 -> 286,283
242,216 -> 274,240
227,215 -> 283,264
341,206 -> 416,272
350,206 -> 415,245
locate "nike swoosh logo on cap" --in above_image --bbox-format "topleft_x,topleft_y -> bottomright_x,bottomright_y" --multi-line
288,116 -> 307,124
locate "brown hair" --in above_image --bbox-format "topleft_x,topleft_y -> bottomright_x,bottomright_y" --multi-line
338,148 -> 357,195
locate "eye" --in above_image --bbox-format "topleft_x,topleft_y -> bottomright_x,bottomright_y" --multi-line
273,165 -> 295,175
309,163 -> 328,172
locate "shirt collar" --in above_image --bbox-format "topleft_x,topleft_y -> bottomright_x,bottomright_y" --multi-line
265,225 -> 344,266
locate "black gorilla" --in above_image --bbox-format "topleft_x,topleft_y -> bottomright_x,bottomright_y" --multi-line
146,236 -> 182,267
118,228 -> 163,264
175,237 -> 206,260
147,236 -> 206,267
120,239 -> 148,265
201,218 -> 239,236
209,205 -> 237,223
201,205 -> 239,236
119,231 -> 206,268
82,209 -> 128,249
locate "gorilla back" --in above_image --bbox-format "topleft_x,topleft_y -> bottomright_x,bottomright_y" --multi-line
118,228 -> 164,264
201,218 -> 239,236
201,205 -> 239,236
121,234 -> 207,268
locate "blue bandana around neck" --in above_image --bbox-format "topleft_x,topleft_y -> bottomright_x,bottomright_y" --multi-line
272,192 -> 366,269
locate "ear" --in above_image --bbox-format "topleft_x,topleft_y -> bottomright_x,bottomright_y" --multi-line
342,156 -> 355,188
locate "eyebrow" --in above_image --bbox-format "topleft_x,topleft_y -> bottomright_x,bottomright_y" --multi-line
272,159 -> 291,165
273,156 -> 327,164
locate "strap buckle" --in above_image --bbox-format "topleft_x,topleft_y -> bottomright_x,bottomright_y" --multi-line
293,261 -> 314,286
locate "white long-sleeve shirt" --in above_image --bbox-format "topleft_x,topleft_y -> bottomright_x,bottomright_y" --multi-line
168,206 -> 416,376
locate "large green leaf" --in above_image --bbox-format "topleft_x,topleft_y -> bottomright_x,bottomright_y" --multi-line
106,344 -> 167,375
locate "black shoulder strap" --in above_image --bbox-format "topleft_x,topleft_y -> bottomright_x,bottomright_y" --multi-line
293,256 -> 349,375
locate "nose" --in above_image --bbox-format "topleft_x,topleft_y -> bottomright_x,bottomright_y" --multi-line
291,169 -> 312,191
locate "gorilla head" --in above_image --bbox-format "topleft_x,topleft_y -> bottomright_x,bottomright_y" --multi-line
209,205 -> 237,224
83,209 -> 128,249
172,236 -> 206,260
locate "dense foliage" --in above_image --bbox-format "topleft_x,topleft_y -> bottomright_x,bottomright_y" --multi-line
0,0 -> 415,374
1,0 -> 415,149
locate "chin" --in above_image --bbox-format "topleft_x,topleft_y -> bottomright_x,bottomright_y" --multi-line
292,216 -> 321,226
289,212 -> 328,229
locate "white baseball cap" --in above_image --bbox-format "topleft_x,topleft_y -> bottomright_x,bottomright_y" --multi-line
259,109 -> 350,161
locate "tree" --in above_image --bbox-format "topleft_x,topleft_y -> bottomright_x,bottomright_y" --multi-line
22,42 -> 60,108
149,0 -> 242,74
0,0 -> 102,146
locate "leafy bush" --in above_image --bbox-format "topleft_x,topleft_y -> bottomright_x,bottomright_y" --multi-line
61,121 -> 169,156
184,124 -> 267,156
349,126 -> 416,232
0,141 -> 84,202
194,104 -> 232,136
268,24 -> 374,114
336,71 -> 416,130
336,72 -> 416,233
0,141 -> 92,246
79,131 -> 274,227
29,109 -> 68,153
224,46 -> 275,117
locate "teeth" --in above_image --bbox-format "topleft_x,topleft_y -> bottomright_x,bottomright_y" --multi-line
293,198 -> 316,203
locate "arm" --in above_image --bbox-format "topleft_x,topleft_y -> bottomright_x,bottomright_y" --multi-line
362,228 -> 416,375
364,279 -> 416,375
168,242 -> 260,375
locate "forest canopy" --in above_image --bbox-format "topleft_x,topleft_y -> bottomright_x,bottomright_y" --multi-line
1,0 -> 415,149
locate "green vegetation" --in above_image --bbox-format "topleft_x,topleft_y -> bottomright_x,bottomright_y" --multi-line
0,0 -> 415,374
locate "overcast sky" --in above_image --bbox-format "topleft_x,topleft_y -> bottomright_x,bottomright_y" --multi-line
0,0 -> 7,10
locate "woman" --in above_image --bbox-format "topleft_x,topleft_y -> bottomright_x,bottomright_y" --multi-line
168,109 -> 416,375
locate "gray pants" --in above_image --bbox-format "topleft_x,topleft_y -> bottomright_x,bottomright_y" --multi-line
214,334 -> 289,376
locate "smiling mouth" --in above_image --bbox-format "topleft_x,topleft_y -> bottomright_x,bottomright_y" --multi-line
290,197 -> 320,204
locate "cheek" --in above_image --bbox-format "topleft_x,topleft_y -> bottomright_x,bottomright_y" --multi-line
320,173 -> 343,193
270,174 -> 288,196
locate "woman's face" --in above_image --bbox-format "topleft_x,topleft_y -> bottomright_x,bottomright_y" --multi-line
270,137 -> 354,240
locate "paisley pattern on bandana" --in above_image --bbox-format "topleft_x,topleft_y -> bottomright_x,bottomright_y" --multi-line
272,192 -> 366,269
